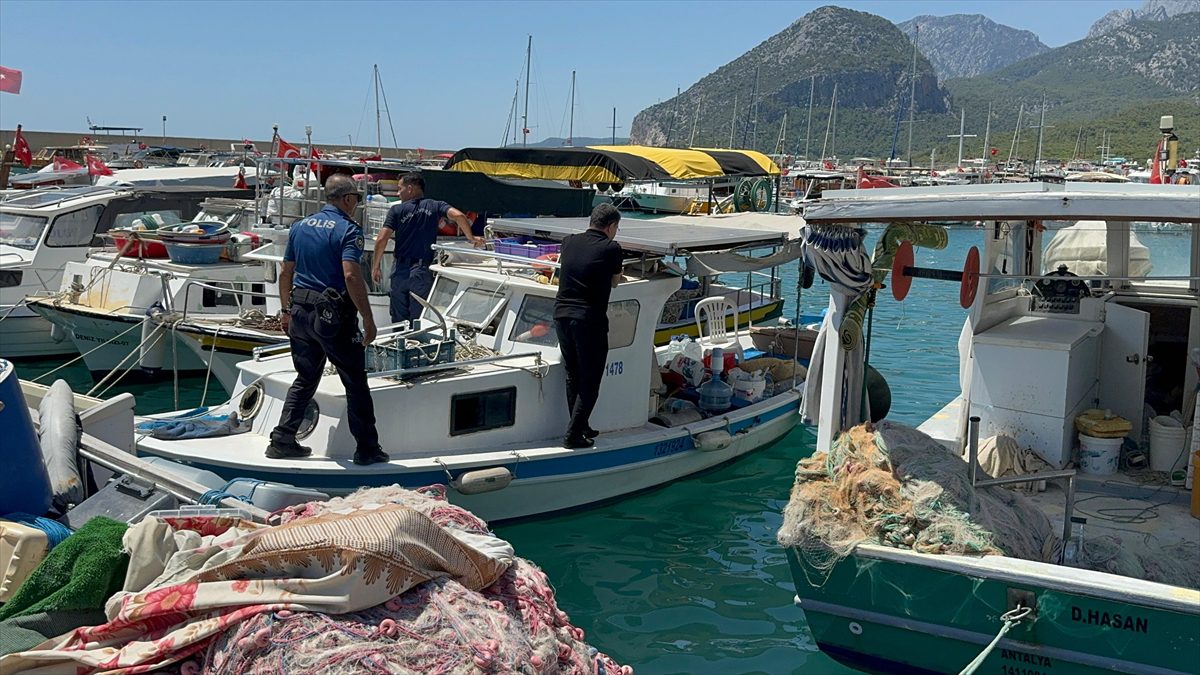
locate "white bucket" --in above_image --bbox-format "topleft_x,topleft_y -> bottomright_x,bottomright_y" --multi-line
1149,415 -> 1187,472
1078,433 -> 1121,475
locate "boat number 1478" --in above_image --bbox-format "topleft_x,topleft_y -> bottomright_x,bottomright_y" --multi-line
606,361 -> 624,376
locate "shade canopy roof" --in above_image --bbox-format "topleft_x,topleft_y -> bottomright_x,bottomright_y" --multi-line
445,145 -> 780,184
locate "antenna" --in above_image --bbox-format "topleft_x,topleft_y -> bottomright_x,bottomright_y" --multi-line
611,107 -> 621,145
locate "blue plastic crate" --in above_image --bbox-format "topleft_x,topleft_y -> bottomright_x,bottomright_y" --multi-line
164,242 -> 223,264
494,237 -> 560,259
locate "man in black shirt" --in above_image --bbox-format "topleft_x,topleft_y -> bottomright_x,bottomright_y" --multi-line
554,203 -> 623,449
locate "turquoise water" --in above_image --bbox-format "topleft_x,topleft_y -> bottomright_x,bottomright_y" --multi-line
12,227 -> 1192,674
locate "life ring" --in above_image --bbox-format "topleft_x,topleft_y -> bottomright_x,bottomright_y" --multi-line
133,160 -> 144,169
532,253 -> 559,276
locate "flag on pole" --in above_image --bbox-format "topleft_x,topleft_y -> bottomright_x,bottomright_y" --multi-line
309,147 -> 322,175
86,154 -> 114,176
13,126 -> 32,167
276,138 -> 301,159
0,66 -> 22,95
234,166 -> 248,189
1149,139 -> 1163,184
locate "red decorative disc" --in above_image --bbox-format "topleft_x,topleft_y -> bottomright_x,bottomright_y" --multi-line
891,240 -> 914,302
961,246 -> 981,308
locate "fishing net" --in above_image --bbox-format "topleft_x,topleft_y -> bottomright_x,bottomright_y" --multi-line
176,485 -> 630,675
778,421 -> 1060,586
1076,536 -> 1200,589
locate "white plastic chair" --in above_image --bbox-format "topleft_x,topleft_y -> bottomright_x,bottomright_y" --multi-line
694,296 -> 744,360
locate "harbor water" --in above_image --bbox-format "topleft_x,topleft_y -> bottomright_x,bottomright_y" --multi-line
13,225 -> 1192,674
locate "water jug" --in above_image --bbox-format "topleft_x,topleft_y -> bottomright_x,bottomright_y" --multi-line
698,377 -> 733,415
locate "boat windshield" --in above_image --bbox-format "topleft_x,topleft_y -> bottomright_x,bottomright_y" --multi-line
0,213 -> 49,250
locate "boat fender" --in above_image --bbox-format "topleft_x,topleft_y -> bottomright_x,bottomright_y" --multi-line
532,253 -> 559,276
452,467 -> 513,495
38,379 -> 85,509
49,321 -> 67,343
139,306 -> 167,377
694,429 -> 733,452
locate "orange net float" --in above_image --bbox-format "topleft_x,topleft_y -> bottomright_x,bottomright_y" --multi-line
890,239 -> 981,309
531,253 -> 559,276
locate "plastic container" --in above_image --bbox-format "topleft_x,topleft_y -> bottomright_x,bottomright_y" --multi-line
494,237 -> 561,258
1149,415 -> 1187,472
110,231 -> 169,258
0,360 -> 53,516
703,348 -> 737,373
0,520 -> 49,602
698,377 -> 733,415
1078,433 -> 1121,475
165,242 -> 224,265
668,354 -> 704,387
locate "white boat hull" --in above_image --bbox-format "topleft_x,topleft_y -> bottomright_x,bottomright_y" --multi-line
0,311 -> 77,358
27,304 -> 206,377
136,391 -> 801,522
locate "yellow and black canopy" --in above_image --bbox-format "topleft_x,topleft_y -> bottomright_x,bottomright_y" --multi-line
444,145 -> 780,184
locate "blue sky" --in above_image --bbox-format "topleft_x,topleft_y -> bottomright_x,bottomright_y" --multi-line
0,0 -> 1141,149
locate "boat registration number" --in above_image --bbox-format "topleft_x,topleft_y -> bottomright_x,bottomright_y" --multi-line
606,360 -> 624,376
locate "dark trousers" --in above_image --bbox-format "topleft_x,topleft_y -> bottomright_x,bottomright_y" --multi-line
271,300 -> 379,451
389,262 -> 434,325
555,317 -> 608,439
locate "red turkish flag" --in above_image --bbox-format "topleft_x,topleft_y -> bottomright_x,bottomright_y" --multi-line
86,153 -> 114,176
52,155 -> 84,172
276,137 -> 301,159
12,126 -> 32,167
1149,139 -> 1163,184
308,147 -> 322,175
0,66 -> 22,95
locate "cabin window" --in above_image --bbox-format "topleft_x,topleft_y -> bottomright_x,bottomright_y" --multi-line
608,299 -> 640,348
0,213 -> 47,250
447,284 -> 507,328
510,295 -> 558,346
45,205 -> 104,247
450,387 -> 516,436
984,220 -> 1025,295
201,282 -> 264,308
0,270 -> 22,288
428,277 -> 460,315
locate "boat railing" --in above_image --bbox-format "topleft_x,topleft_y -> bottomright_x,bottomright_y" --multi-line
967,416 -> 1078,564
431,243 -> 562,272
176,278 -> 277,321
368,350 -> 544,380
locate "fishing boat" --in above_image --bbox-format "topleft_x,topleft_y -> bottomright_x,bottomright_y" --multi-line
0,185 -> 252,358
781,180 -> 1200,674
135,216 -> 810,522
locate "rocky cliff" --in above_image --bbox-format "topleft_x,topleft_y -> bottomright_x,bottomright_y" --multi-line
1088,0 -> 1200,37
897,14 -> 1049,80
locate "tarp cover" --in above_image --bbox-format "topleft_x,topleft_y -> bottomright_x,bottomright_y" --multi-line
446,146 -> 780,184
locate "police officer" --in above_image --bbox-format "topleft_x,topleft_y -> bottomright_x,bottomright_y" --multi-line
370,173 -> 483,325
554,203 -> 623,449
269,174 -> 389,466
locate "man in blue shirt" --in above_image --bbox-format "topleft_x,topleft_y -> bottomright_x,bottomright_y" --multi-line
269,174 -> 388,466
370,173 -> 483,324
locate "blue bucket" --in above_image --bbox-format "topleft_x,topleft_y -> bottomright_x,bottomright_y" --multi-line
0,360 -> 53,515
165,242 -> 224,264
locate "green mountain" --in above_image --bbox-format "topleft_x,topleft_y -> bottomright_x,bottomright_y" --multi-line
628,6 -> 948,154
630,7 -> 1200,164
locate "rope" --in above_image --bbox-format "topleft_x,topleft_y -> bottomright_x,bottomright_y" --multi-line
31,318 -> 146,383
86,320 -> 167,398
958,606 -> 1033,675
4,512 -> 74,549
200,324 -> 220,407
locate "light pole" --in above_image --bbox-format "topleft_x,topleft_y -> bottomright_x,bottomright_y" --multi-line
162,115 -> 167,144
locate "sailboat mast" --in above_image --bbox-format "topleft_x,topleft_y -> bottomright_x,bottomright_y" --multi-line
804,75 -> 815,160
374,64 -> 382,157
1034,94 -> 1047,170
820,83 -> 837,160
830,88 -> 838,160
522,35 -> 532,147
1007,103 -> 1024,165
981,102 -> 992,162
567,70 -> 575,146
1072,125 -> 1083,161
689,95 -> 702,147
749,66 -> 760,150
665,87 -> 680,147
906,24 -> 919,165
775,111 -> 788,156
728,94 -> 738,148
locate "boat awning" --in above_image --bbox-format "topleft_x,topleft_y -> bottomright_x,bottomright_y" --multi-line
445,146 -> 780,184
803,182 -> 1200,224
490,212 -> 795,257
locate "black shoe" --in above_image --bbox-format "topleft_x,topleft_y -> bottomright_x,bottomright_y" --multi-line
584,427 -> 600,439
266,441 -> 312,459
562,436 -> 594,449
353,447 -> 390,465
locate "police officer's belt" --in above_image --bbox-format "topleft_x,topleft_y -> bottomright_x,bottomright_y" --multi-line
292,287 -> 346,306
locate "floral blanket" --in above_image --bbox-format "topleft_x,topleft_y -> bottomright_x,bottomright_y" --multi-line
1,501 -> 513,674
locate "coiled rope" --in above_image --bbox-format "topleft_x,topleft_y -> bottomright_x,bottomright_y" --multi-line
4,512 -> 73,549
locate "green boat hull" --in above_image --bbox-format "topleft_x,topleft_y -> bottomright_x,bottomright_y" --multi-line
786,545 -> 1199,674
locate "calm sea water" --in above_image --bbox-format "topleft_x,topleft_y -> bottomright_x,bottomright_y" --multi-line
13,226 -> 1191,674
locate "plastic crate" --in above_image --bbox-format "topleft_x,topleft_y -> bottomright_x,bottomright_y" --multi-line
494,237 -> 560,259
165,242 -> 224,264
368,334 -> 456,371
